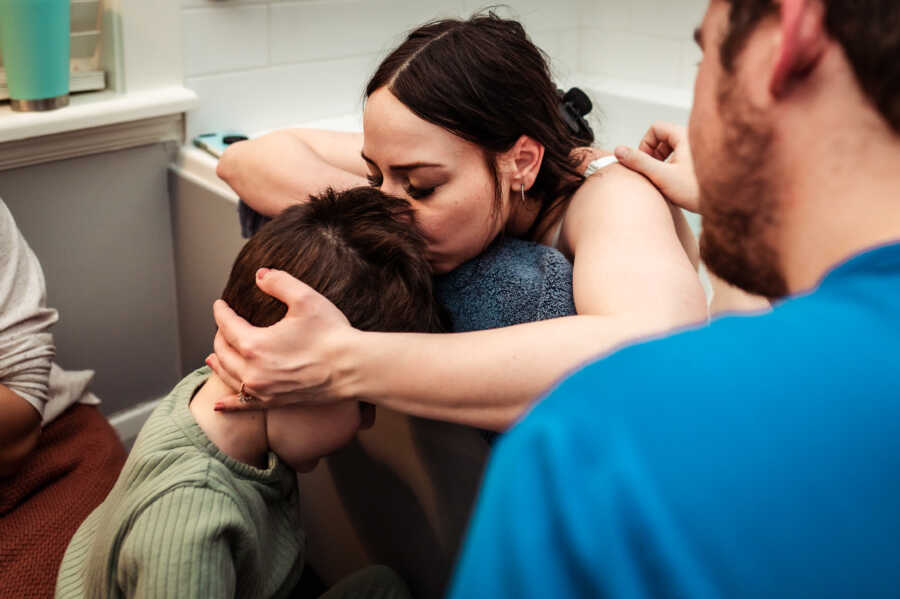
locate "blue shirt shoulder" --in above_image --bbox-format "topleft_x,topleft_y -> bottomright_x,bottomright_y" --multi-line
450,243 -> 900,599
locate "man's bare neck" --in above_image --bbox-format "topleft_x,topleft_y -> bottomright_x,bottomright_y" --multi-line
778,130 -> 900,295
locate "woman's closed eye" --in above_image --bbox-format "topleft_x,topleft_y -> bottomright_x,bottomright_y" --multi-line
367,173 -> 435,200
366,173 -> 383,188
404,181 -> 436,200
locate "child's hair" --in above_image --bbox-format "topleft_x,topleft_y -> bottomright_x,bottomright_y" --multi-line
221,187 -> 446,334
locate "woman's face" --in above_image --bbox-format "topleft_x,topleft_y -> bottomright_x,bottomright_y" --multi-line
362,87 -> 511,274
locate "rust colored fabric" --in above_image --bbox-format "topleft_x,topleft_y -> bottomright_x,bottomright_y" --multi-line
0,404 -> 127,599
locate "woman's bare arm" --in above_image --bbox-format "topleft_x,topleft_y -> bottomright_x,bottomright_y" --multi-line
342,166 -> 708,429
561,164 -> 707,323
209,168 -> 708,431
217,129 -> 368,216
289,129 -> 368,177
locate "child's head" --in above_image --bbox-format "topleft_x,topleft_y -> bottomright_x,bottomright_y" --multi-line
222,186 -> 446,333
220,187 -> 445,468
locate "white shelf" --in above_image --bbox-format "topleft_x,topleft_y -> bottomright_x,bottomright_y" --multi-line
0,86 -> 198,143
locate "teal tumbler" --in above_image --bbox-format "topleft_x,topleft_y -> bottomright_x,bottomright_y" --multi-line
0,0 -> 70,111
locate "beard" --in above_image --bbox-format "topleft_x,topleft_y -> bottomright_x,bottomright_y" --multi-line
698,77 -> 789,299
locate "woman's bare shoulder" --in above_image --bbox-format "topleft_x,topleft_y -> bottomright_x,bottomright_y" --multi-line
563,163 -> 675,244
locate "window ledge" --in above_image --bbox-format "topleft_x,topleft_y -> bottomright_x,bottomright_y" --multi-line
0,87 -> 198,171
0,86 -> 198,143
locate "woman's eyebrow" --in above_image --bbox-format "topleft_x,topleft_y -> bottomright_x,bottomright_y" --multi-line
360,151 -> 444,171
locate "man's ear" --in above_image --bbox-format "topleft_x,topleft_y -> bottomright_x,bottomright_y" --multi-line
770,0 -> 828,97
506,135 -> 545,191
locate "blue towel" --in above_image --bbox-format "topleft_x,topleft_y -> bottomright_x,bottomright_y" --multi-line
433,237 -> 575,444
433,237 -> 576,332
238,200 -> 271,239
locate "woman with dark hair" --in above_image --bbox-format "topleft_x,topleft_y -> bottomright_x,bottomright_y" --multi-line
212,13 -> 708,431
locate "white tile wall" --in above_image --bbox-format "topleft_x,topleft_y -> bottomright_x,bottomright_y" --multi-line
182,5 -> 269,76
578,0 -> 708,90
465,0 -> 580,34
269,1 -> 462,65
181,0 -> 586,139
580,30 -> 685,88
180,0 -> 710,138
186,54 -> 378,138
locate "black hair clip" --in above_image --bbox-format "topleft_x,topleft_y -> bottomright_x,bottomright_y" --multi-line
557,87 -> 594,142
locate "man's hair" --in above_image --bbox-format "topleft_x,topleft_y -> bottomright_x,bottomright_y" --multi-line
722,0 -> 900,132
221,187 -> 446,334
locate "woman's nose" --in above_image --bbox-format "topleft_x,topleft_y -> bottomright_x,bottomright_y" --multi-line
380,179 -> 405,199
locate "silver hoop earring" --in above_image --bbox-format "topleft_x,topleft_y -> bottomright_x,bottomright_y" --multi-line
520,183 -> 526,205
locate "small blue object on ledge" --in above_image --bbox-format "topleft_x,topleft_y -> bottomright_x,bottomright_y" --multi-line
193,132 -> 249,158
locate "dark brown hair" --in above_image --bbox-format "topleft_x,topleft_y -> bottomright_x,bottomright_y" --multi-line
366,11 -> 593,237
221,187 -> 446,334
722,0 -> 900,132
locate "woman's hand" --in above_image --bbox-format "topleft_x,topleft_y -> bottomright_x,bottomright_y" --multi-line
208,268 -> 361,412
614,122 -> 701,213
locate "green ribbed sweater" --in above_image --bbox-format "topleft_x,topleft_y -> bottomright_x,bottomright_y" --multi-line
55,367 -> 304,599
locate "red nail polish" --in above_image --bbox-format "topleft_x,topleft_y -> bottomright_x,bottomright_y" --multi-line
257,268 -> 269,280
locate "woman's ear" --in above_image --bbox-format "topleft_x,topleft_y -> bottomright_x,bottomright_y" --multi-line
770,0 -> 828,98
506,135 -> 545,191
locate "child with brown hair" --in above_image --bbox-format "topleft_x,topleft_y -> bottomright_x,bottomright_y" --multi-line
56,187 -> 444,599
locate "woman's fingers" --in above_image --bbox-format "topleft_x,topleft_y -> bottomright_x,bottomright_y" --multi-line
211,329 -> 264,397
213,392 -> 263,413
205,352 -> 242,391
210,268 -> 355,411
213,299 -> 258,357
214,389 -> 323,413
254,268 -> 319,312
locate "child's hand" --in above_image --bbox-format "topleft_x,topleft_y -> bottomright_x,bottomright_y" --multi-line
615,122 -> 701,213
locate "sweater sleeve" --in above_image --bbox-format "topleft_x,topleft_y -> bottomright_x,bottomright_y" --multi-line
0,199 -> 57,419
117,486 -> 249,599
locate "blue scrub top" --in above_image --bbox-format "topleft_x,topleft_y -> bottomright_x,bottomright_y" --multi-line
449,243 -> 900,598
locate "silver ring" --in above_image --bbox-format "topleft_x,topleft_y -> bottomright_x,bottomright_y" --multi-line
239,383 -> 258,404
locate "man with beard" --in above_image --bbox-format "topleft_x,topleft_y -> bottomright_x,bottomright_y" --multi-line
449,1 -> 900,597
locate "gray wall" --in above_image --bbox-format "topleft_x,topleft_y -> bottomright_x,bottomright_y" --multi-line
0,143 -> 182,415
